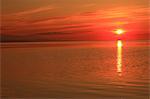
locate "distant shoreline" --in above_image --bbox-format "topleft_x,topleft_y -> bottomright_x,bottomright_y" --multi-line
0,40 -> 149,43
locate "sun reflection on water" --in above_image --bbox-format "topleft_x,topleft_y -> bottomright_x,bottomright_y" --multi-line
117,40 -> 123,76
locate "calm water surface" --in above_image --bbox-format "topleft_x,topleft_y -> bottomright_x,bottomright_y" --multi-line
1,41 -> 150,98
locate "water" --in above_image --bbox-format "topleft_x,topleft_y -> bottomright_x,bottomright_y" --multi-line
1,41 -> 149,98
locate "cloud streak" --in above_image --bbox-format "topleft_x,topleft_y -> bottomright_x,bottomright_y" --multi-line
2,5 -> 149,41
7,6 -> 54,16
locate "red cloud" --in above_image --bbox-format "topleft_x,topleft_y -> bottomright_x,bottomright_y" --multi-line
1,5 -> 150,41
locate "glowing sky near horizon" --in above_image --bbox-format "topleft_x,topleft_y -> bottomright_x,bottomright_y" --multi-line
1,0 -> 149,41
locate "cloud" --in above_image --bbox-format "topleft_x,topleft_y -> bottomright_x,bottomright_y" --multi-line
6,6 -> 54,16
2,5 -> 149,41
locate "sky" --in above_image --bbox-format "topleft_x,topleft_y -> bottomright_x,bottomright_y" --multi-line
1,0 -> 150,42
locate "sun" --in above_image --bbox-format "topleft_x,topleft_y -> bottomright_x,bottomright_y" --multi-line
114,29 -> 125,35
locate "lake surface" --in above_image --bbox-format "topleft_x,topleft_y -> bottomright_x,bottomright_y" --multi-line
1,41 -> 150,98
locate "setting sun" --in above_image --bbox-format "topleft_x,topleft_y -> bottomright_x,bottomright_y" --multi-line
115,29 -> 125,35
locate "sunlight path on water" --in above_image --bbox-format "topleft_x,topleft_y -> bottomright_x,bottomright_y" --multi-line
117,40 -> 123,76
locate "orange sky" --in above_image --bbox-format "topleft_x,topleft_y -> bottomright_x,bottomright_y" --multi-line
1,0 -> 150,42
